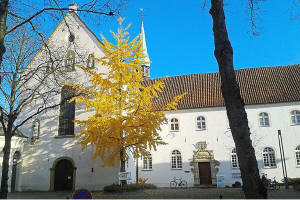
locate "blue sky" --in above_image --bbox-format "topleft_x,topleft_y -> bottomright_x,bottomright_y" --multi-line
81,0 -> 299,78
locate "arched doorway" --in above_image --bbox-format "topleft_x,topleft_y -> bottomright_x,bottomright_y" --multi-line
52,158 -> 75,191
11,151 -> 21,192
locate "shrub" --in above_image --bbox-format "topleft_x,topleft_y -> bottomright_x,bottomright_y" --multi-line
103,183 -> 157,192
294,183 -> 300,191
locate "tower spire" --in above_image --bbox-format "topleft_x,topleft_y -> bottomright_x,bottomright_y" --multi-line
139,8 -> 150,79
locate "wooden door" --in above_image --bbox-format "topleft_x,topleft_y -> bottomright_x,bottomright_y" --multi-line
198,162 -> 212,185
54,159 -> 73,190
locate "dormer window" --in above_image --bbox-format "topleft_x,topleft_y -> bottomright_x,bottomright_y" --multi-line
87,53 -> 95,69
65,50 -> 75,71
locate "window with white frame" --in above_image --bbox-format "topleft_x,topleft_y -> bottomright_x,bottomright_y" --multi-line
65,50 -> 75,71
231,148 -> 239,168
296,146 -> 300,167
263,147 -> 276,168
196,116 -> 206,130
87,53 -> 95,69
170,118 -> 179,131
143,154 -> 152,170
259,112 -> 270,127
171,150 -> 182,169
291,110 -> 300,125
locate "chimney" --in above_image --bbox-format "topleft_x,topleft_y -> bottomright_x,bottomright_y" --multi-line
68,3 -> 79,13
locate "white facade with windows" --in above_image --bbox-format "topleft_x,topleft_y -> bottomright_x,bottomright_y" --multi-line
1,4 -> 300,191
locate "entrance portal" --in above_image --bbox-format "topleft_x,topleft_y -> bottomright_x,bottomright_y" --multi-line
11,151 -> 21,192
54,159 -> 74,190
198,162 -> 212,185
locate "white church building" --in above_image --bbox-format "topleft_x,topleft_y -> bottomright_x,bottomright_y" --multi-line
0,4 -> 300,191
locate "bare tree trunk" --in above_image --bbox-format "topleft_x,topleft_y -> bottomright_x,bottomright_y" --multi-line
0,0 -> 9,68
209,0 -> 267,198
0,130 -> 12,199
120,148 -> 127,185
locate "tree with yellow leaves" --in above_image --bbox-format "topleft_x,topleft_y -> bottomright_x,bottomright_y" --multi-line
65,18 -> 185,183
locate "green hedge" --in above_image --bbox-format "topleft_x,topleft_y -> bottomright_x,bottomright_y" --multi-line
104,183 -> 157,192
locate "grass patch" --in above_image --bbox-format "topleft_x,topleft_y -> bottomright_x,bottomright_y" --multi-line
104,183 -> 157,192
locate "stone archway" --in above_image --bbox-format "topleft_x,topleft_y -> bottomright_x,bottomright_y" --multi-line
50,157 -> 77,191
190,142 -> 220,186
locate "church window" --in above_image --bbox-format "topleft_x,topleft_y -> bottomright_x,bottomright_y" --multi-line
259,112 -> 270,127
231,148 -> 239,168
58,86 -> 75,136
171,150 -> 182,169
263,147 -> 276,168
296,146 -> 300,167
196,116 -> 206,130
32,119 -> 40,141
170,118 -> 179,131
87,53 -> 95,69
142,154 -> 152,170
291,110 -> 300,125
65,50 -> 75,71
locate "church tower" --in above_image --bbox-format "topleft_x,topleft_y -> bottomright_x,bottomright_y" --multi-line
139,10 -> 150,79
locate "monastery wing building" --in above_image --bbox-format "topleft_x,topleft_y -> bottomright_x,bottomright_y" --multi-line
0,3 -> 299,192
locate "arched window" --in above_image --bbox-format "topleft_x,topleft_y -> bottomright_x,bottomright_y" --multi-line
263,147 -> 276,168
170,118 -> 179,131
259,112 -> 270,127
196,116 -> 206,130
296,146 -> 300,167
32,119 -> 40,141
291,110 -> 300,125
65,50 -> 75,71
171,150 -> 182,169
58,86 -> 75,136
87,53 -> 95,69
143,154 -> 152,170
231,148 -> 239,168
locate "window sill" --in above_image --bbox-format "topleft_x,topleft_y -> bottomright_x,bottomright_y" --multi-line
169,130 -> 180,132
54,135 -> 75,139
259,125 -> 270,128
290,124 -> 300,126
263,166 -> 277,169
171,168 -> 182,170
195,129 -> 206,131
232,167 -> 240,170
141,169 -> 152,171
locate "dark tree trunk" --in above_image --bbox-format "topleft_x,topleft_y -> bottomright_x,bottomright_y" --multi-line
209,0 -> 267,198
120,148 -> 127,185
0,0 -> 9,68
136,156 -> 138,184
0,132 -> 12,199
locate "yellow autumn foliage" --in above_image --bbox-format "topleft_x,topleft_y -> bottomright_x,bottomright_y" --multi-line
66,18 -> 185,167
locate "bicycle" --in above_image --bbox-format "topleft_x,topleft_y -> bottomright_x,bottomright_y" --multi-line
267,177 -> 280,190
170,177 -> 188,188
262,174 -> 280,190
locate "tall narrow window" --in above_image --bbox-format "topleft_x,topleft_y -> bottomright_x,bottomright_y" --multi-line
87,53 -> 95,69
143,154 -> 152,170
32,119 -> 40,141
58,86 -> 75,136
291,110 -> 300,125
170,118 -> 179,131
65,50 -> 75,71
259,112 -> 270,127
171,150 -> 182,169
231,148 -> 239,168
296,146 -> 300,167
263,147 -> 276,168
196,116 -> 206,130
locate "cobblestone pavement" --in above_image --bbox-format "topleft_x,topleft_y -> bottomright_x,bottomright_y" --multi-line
8,187 -> 300,199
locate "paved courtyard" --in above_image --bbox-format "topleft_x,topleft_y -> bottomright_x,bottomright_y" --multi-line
8,187 -> 300,199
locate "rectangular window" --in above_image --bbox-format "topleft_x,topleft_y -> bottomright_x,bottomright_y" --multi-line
231,154 -> 239,168
143,156 -> 152,170
296,152 -> 300,166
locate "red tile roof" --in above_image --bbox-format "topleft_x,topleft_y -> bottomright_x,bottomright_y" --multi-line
146,64 -> 300,110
